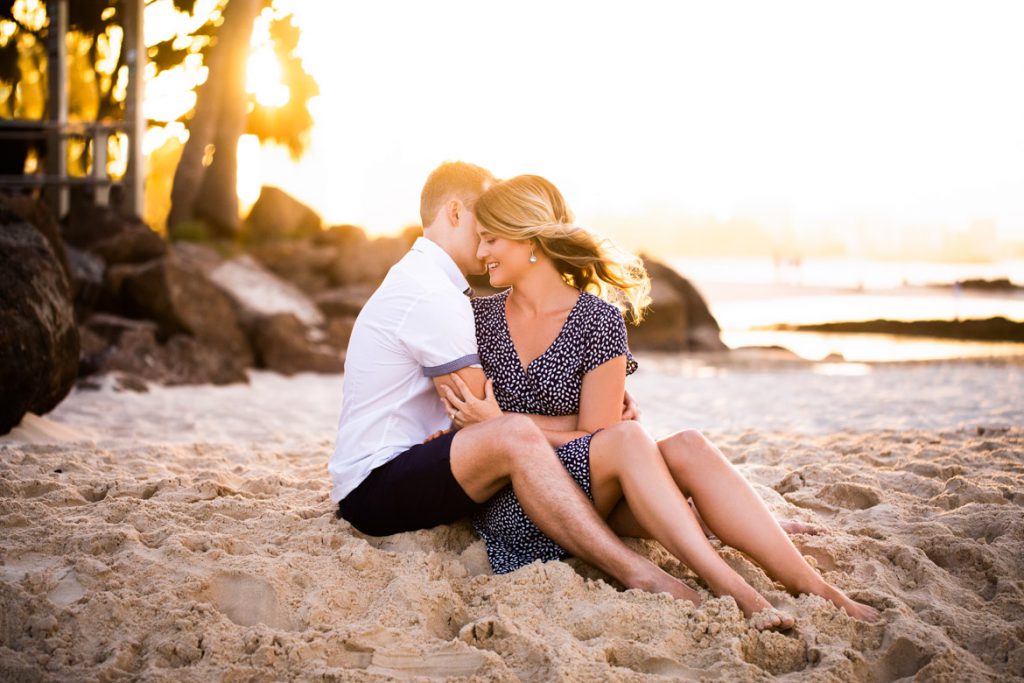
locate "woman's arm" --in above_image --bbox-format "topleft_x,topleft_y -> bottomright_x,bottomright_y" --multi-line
577,355 -> 629,433
534,356 -> 628,446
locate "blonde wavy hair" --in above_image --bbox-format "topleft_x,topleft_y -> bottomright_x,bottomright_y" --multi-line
474,175 -> 651,323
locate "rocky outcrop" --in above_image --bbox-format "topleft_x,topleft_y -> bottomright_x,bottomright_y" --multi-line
0,192 -> 71,284
773,317 -> 1024,343
79,314 -> 248,388
630,258 -> 726,351
112,250 -> 255,368
206,253 -> 325,329
251,314 -> 344,375
0,209 -> 80,433
244,186 -> 322,242
63,196 -> 167,266
314,284 -> 374,319
249,225 -> 419,295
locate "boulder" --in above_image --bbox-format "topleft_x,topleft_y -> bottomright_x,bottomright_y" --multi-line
248,240 -> 337,294
206,253 -> 325,329
629,258 -> 726,351
0,210 -> 80,433
325,316 -> 357,351
0,192 -> 71,284
325,232 -> 413,286
63,196 -> 167,266
79,318 -> 248,388
244,186 -> 322,242
116,251 -> 254,367
251,314 -> 344,375
314,284 -> 375,319
65,245 -> 106,319
247,226 -> 416,294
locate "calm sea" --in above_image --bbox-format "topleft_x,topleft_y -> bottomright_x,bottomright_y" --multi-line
668,257 -> 1024,362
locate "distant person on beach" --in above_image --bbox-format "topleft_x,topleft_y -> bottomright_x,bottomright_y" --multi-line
439,174 -> 880,625
329,161 -> 699,606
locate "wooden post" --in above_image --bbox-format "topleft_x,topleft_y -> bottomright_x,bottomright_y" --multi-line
45,0 -> 68,218
92,130 -> 110,206
122,0 -> 145,218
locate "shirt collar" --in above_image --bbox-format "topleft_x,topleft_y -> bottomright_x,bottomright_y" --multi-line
410,237 -> 471,295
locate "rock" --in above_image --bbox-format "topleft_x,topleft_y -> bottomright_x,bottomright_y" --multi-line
0,192 -> 71,284
207,254 -> 325,328
630,257 -> 726,351
82,322 -> 248,387
65,245 -> 106,319
116,251 -> 254,367
0,210 -> 80,434
251,314 -> 344,375
244,186 -> 322,242
775,317 -> 1024,343
325,232 -> 413,286
63,196 -> 167,265
248,240 -> 337,294
247,227 -> 416,294
325,316 -> 357,350
314,284 -> 375,319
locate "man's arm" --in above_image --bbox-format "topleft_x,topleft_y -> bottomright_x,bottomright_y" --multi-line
433,369 -> 639,443
432,369 -> 578,431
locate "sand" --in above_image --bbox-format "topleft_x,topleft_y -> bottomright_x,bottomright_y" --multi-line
1,359 -> 1023,681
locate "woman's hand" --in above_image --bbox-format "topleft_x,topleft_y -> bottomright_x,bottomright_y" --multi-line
441,375 -> 503,428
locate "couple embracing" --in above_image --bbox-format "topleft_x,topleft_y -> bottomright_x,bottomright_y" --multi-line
328,162 -> 878,629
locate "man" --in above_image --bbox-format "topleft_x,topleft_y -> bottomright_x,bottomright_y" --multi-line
329,161 -> 691,598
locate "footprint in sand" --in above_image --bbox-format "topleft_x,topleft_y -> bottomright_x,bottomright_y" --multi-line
207,572 -> 294,630
871,637 -> 933,682
818,482 -> 882,510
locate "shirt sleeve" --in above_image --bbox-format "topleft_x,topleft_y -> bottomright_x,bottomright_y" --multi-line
398,290 -> 480,377
583,302 -> 639,376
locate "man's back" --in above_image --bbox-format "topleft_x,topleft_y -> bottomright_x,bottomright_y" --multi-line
328,237 -> 478,503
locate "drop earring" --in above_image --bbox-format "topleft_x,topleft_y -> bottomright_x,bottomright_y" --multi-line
529,248 -> 538,264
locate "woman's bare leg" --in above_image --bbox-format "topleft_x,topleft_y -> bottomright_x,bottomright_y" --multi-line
655,429 -> 879,622
589,423 -> 793,629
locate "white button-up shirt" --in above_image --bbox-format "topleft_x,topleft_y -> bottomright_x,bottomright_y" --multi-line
328,237 -> 479,502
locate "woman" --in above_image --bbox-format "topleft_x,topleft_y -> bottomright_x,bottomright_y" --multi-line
442,174 -> 879,628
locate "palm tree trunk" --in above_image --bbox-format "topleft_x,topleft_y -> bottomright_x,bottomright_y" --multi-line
168,0 -> 261,238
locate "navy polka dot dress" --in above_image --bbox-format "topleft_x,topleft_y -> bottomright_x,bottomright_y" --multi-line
470,289 -> 638,574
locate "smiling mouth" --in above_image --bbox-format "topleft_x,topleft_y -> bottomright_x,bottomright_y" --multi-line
487,262 -> 499,271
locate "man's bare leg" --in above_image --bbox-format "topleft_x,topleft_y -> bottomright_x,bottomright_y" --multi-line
449,414 -> 700,605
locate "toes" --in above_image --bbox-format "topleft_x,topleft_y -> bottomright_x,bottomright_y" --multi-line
750,607 -> 794,632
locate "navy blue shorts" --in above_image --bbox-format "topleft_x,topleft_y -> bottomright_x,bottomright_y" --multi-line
337,431 -> 484,536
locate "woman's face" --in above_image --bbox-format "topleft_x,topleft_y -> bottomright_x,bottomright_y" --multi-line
475,228 -> 534,288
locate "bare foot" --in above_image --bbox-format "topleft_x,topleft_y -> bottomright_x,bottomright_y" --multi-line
820,584 -> 881,623
627,566 -> 702,606
728,581 -> 794,629
749,606 -> 795,631
780,519 -> 821,536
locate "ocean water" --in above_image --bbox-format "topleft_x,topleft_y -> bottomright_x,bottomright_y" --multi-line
668,257 -> 1024,362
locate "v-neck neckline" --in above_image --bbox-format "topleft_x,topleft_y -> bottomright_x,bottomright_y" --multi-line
501,289 -> 584,374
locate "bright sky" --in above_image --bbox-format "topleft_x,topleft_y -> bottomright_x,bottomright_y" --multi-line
240,0 -> 1024,247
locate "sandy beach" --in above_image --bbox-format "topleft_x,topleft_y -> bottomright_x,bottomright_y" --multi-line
2,358 -> 1023,681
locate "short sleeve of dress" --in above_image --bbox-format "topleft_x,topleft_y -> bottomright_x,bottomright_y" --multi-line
582,299 -> 638,376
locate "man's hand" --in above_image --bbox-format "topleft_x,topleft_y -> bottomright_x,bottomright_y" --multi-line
424,427 -> 453,443
441,375 -> 503,428
622,389 -> 641,422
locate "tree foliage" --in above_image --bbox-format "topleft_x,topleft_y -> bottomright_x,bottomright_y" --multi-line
0,0 -> 318,159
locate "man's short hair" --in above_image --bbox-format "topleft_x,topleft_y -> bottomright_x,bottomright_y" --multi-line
419,161 -> 496,227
